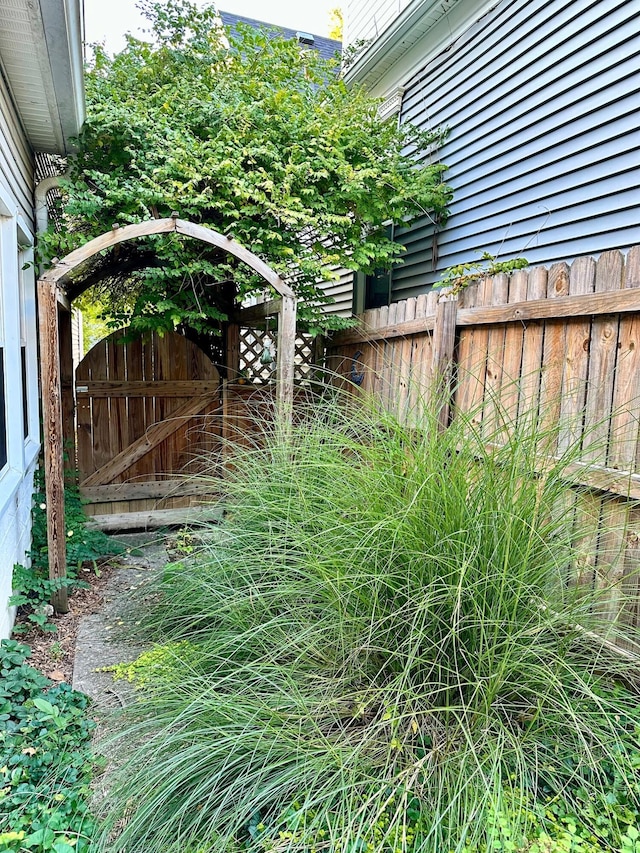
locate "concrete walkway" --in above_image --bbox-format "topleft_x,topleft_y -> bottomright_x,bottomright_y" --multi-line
72,532 -> 169,709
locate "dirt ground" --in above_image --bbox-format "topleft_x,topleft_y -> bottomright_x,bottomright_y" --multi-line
14,532 -> 170,689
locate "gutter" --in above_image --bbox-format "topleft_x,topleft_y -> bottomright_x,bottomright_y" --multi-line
344,0 -> 452,88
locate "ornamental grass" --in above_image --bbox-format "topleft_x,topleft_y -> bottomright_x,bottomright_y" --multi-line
96,388 -> 640,853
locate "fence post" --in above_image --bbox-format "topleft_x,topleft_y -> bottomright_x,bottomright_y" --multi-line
431,295 -> 458,430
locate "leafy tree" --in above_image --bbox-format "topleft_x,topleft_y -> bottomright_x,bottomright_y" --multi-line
43,0 -> 450,337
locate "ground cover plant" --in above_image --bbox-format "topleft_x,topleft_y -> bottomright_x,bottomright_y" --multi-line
96,392 -> 640,852
0,640 -> 98,852
10,465 -> 121,631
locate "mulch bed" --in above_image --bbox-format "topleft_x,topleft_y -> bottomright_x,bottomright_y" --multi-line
14,559 -> 120,685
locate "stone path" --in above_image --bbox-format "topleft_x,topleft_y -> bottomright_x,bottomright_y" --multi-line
72,531 -> 168,709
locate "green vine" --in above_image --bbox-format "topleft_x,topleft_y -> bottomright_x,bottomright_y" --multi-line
440,251 -> 529,295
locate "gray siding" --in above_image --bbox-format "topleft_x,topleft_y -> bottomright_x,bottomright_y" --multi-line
0,72 -> 34,225
390,0 -> 640,300
320,267 -> 354,317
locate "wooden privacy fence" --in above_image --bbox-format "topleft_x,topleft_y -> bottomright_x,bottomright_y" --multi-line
327,247 -> 640,629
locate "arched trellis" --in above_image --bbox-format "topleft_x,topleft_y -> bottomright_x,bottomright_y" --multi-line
38,217 -> 297,612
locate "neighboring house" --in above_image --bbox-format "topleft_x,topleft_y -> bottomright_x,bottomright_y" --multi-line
219,11 -> 341,64
341,0 -> 640,312
0,0 -> 84,636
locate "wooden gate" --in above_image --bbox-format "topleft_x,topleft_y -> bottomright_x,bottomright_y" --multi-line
76,328 -> 223,528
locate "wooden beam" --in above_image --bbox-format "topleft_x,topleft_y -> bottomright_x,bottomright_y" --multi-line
81,393 -> 221,487
86,505 -> 224,532
235,298 -> 282,324
330,285 -> 640,348
175,220 -> 295,298
276,294 -> 296,420
37,279 -> 68,613
331,314 -> 436,346
75,380 -> 221,398
456,286 -> 640,325
80,479 -> 224,503
42,218 -> 293,301
225,322 -> 240,381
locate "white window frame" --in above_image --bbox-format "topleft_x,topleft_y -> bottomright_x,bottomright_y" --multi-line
16,216 -> 38,467
0,182 -> 39,513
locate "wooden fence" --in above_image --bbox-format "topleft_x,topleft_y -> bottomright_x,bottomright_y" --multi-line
326,247 -> 640,629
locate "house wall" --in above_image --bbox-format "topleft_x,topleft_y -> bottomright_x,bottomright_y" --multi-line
348,0 -> 640,303
0,71 -> 40,638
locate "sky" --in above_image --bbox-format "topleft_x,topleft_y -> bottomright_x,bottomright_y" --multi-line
84,0 -> 340,55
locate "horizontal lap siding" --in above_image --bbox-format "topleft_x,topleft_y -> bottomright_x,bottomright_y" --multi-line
321,267 -> 354,316
391,0 -> 640,301
0,73 -> 34,224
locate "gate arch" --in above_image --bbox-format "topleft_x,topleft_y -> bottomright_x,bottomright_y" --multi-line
38,216 -> 297,610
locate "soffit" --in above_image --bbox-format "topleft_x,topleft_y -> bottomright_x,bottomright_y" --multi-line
0,0 -> 85,154
344,0 -> 477,92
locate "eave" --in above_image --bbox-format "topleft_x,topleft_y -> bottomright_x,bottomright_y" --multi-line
0,0 -> 85,154
344,0 -> 492,96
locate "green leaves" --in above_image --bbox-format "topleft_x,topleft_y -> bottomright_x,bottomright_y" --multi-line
46,0 -> 451,335
0,641 -> 97,852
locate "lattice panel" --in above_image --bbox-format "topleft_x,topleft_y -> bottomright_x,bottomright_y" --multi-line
239,328 -> 316,384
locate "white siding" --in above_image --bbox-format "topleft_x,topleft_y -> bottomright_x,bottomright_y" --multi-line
387,0 -> 640,299
0,73 -> 39,637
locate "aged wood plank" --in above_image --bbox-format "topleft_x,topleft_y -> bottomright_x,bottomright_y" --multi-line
582,251 -> 624,463
431,297 -> 457,430
456,286 -> 640,326
499,270 -> 528,437
76,379 -> 221,398
123,335 -> 151,512
452,282 -> 478,417
331,313 -> 436,346
393,299 -> 407,417
80,479 -> 223,503
330,284 -> 640,349
482,273 -> 509,442
86,505 -> 224,532
596,499 -> 629,624
276,294 -> 296,420
609,247 -> 640,471
518,266 -> 547,426
538,263 -> 570,450
557,257 -> 595,454
58,309 -> 75,471
37,279 -> 68,613
91,339 -> 112,496
235,298 -> 282,324
81,393 -> 221,487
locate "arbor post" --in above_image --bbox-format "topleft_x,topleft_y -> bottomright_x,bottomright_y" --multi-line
276,294 -> 296,421
37,277 -> 68,613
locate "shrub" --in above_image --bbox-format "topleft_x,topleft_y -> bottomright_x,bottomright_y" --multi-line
96,393 -> 640,852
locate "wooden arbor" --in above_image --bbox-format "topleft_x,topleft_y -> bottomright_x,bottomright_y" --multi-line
38,217 -> 297,611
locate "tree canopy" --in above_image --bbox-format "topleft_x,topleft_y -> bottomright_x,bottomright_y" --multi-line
44,0 -> 451,336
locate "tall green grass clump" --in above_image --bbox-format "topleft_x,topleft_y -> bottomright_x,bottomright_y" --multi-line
98,393 -> 640,852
